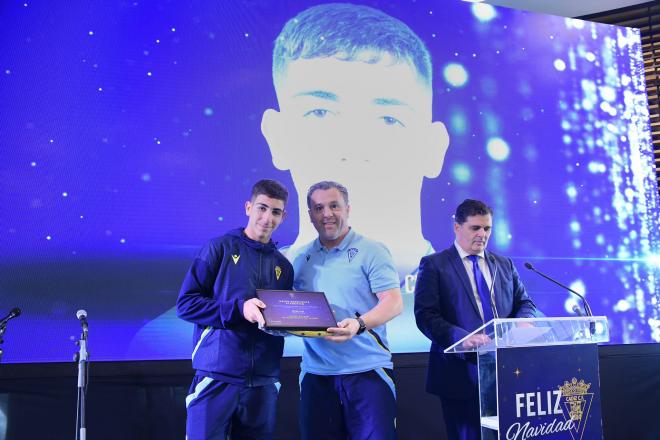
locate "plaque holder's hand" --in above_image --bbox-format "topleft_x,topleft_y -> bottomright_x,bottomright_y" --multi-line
243,298 -> 266,328
324,318 -> 360,343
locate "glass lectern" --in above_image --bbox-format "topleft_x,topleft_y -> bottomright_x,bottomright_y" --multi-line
445,317 -> 609,439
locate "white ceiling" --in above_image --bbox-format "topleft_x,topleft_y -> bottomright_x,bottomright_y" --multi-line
484,0 -> 649,18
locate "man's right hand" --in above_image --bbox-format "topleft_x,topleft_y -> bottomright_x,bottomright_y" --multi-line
461,333 -> 491,350
243,298 -> 266,328
324,318 -> 360,343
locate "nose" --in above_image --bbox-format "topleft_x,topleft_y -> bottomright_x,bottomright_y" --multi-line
263,210 -> 275,224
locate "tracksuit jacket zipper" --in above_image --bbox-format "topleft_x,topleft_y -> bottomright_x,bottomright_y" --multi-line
248,252 -> 264,387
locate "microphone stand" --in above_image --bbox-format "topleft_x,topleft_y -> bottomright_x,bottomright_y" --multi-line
524,262 -> 596,335
74,329 -> 89,440
486,257 -> 501,342
0,323 -> 6,363
524,262 -> 593,316
487,255 -> 500,320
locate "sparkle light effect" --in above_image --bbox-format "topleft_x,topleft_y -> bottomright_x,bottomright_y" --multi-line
443,62 -> 469,87
452,163 -> 472,183
449,109 -> 468,135
557,20 -> 659,342
486,137 -> 510,162
471,3 -> 497,22
554,59 -> 566,71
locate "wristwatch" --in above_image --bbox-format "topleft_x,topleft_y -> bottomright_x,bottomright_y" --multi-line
355,317 -> 367,335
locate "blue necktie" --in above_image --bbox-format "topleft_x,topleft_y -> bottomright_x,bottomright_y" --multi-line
467,254 -> 494,323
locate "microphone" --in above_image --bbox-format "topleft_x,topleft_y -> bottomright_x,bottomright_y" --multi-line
76,310 -> 89,335
487,255 -> 500,319
524,262 -> 593,316
572,304 -> 585,317
0,307 -> 21,327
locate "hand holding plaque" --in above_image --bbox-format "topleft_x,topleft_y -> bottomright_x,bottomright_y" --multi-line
243,297 -> 267,327
256,289 -> 337,337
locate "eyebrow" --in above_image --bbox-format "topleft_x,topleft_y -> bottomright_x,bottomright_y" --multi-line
373,97 -> 412,109
256,202 -> 282,210
293,90 -> 338,101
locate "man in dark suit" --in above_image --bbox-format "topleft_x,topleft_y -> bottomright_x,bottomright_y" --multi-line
414,199 -> 538,440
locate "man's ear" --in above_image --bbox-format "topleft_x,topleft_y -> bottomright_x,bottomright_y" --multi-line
422,121 -> 450,179
261,108 -> 289,171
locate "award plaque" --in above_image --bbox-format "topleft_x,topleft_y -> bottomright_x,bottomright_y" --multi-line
256,289 -> 337,337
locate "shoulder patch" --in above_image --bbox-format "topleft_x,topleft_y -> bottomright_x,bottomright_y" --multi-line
347,248 -> 358,262
231,254 -> 240,264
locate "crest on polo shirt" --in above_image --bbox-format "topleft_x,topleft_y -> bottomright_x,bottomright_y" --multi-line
306,255 -> 311,262
231,254 -> 240,264
275,265 -> 282,280
347,248 -> 358,262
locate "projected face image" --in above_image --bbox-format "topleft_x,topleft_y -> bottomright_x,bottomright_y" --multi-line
262,54 -> 448,275
264,54 -> 445,183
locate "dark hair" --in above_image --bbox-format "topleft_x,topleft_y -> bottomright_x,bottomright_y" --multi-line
306,181 -> 349,208
272,3 -> 432,89
251,179 -> 289,204
454,199 -> 493,224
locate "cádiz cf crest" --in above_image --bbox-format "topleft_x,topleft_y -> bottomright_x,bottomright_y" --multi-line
275,266 -> 282,280
231,254 -> 240,264
347,248 -> 358,262
559,377 -> 593,440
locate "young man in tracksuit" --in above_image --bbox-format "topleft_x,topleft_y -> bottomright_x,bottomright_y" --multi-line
176,179 -> 294,440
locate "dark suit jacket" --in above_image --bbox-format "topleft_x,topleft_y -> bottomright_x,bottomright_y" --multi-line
414,245 -> 537,400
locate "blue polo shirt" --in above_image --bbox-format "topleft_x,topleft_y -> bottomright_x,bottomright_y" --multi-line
290,228 -> 400,376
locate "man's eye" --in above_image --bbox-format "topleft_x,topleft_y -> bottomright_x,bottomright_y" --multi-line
381,116 -> 404,127
304,109 -> 329,118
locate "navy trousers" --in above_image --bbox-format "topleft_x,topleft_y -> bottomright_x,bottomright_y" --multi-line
300,369 -> 396,440
185,375 -> 279,440
440,395 -> 481,440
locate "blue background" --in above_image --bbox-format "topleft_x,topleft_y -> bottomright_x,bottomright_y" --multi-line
1,0 -> 658,362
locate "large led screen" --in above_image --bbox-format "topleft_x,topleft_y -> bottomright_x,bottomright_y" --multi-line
1,0 -> 658,363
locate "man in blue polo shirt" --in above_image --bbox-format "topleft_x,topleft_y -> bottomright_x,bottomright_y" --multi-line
289,180 -> 403,440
